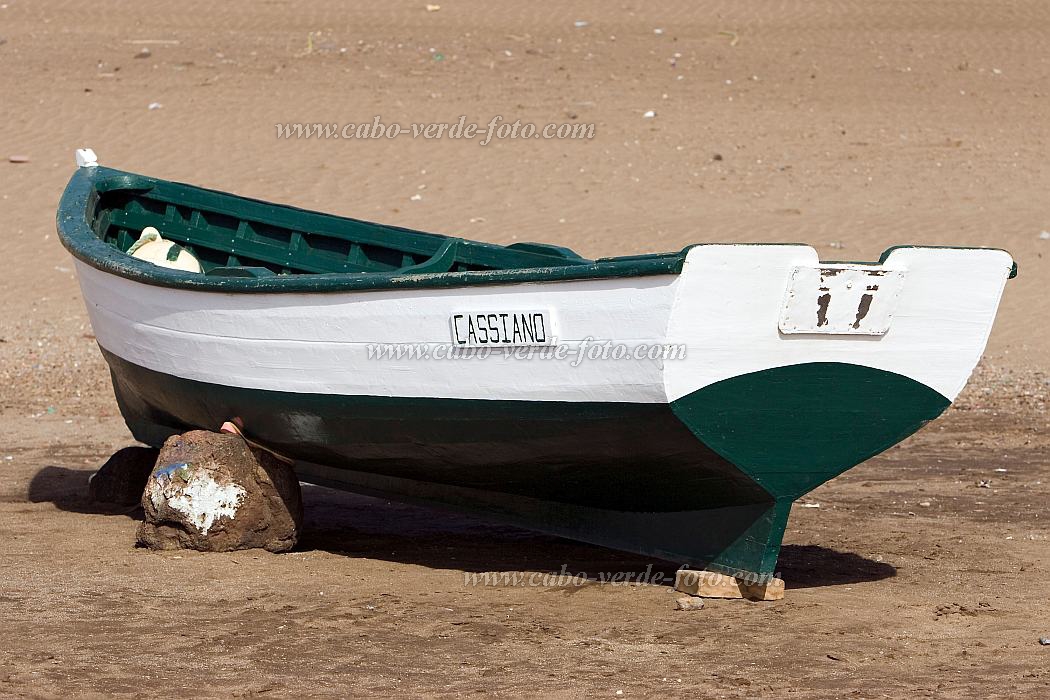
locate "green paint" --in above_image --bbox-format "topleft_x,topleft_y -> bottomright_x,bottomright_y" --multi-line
59,165 -> 1014,292
669,362 -> 950,572
102,350 -> 948,575
58,166 -> 690,293
704,497 -> 794,577
672,362 -> 951,500
103,349 -> 770,514
294,459 -> 786,578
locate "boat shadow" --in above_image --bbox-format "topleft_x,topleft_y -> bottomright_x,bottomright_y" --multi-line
298,484 -> 897,590
27,468 -> 896,589
27,465 -> 144,518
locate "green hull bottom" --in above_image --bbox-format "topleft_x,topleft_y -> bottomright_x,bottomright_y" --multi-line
102,350 -> 949,576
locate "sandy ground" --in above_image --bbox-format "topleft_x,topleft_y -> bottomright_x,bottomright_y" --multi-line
1,0 -> 1049,696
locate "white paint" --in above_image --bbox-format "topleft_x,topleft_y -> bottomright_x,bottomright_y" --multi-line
149,467 -> 246,535
75,148 -> 98,168
75,262 -> 675,403
127,227 -> 203,273
664,245 -> 1014,401
779,265 -> 905,335
74,244 -> 1013,405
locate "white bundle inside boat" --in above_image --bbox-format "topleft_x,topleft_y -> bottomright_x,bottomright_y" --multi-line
127,227 -> 202,273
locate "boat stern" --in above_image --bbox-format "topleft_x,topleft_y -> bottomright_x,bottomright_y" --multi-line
666,243 -> 1013,507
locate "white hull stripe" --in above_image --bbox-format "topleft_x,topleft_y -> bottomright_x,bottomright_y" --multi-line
79,262 -> 675,403
76,244 -> 1013,404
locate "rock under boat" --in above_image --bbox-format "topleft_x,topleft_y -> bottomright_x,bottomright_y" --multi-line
57,152 -> 1016,578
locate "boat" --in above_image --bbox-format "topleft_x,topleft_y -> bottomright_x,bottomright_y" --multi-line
57,150 -> 1016,579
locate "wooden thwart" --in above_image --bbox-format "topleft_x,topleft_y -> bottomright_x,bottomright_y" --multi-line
675,569 -> 785,601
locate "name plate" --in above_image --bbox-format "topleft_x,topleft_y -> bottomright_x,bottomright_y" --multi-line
779,266 -> 906,335
450,311 -> 553,347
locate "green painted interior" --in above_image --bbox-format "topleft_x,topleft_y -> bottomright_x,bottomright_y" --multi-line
672,362 -> 952,500
58,166 -> 690,293
98,189 -> 588,276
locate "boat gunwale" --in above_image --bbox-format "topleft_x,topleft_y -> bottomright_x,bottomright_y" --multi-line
58,166 -> 697,294
57,165 -> 1017,295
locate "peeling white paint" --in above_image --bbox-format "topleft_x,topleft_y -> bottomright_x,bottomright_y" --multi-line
149,466 -> 246,535
779,265 -> 905,335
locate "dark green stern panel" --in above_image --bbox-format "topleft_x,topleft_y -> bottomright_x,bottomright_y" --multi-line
672,362 -> 951,500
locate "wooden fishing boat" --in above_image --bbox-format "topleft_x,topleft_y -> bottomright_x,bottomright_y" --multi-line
57,151 -> 1016,578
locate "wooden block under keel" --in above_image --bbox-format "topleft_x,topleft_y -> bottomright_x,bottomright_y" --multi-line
675,569 -> 785,601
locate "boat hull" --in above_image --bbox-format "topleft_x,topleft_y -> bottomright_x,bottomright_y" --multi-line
104,348 -> 950,575
57,165 -> 1015,578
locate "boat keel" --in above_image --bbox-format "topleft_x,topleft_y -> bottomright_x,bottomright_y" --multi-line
291,460 -> 795,577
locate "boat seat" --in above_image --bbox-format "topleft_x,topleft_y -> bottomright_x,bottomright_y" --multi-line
397,238 -> 461,274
